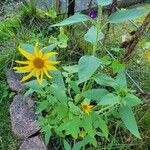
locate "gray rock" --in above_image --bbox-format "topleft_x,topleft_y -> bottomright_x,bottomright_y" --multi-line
6,70 -> 25,93
19,136 -> 46,150
75,0 -> 97,12
10,95 -> 40,139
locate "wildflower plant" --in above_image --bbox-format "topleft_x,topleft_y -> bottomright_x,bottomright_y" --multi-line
14,0 -> 150,149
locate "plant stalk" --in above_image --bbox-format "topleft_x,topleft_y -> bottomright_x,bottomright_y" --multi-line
92,5 -> 102,55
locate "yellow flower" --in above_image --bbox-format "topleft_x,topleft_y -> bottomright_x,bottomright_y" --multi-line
14,42 -> 60,85
145,50 -> 150,63
81,102 -> 93,114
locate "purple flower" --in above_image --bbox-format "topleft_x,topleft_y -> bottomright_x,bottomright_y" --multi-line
88,11 -> 97,19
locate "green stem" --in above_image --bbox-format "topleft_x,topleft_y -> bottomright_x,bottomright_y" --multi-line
97,105 -> 116,114
92,5 -> 102,55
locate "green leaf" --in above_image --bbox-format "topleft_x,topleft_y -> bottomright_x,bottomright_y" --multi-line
36,100 -> 49,114
46,8 -> 57,19
25,79 -> 48,90
92,112 -> 108,139
84,26 -> 104,44
99,93 -> 120,105
63,65 -> 78,73
63,140 -> 72,150
97,0 -> 112,6
37,116 -> 47,126
49,36 -> 58,44
94,73 -> 119,90
50,70 -> 65,90
82,115 -> 95,137
58,27 -> 68,48
109,8 -> 150,23
111,60 -> 126,73
49,84 -> 68,105
124,94 -> 142,107
58,117 -> 81,139
51,14 -> 91,27
24,88 -> 34,97
81,89 -> 108,102
115,71 -> 127,88
42,44 -> 57,53
56,102 -> 68,119
20,43 -> 34,54
72,141 -> 83,150
78,55 -> 101,83
143,42 -> 150,49
43,126 -> 52,145
83,135 -> 97,147
119,106 -> 141,139
68,102 -> 81,115
69,81 -> 80,94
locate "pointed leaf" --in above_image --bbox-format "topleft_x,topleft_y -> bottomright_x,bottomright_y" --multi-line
119,106 -> 141,139
51,14 -> 91,27
115,71 -> 127,88
78,55 -> 101,83
124,94 -> 142,107
63,140 -> 72,150
94,73 -> 119,90
99,93 -> 120,105
81,89 -> 108,102
109,8 -> 150,23
84,26 -> 104,44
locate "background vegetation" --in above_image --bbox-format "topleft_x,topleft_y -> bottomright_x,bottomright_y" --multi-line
0,0 -> 150,149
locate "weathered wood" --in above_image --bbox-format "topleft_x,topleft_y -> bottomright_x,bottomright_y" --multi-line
122,13 -> 150,62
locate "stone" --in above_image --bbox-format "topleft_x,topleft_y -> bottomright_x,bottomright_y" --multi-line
10,95 -> 40,139
75,0 -> 96,12
19,136 -> 46,150
6,70 -> 25,93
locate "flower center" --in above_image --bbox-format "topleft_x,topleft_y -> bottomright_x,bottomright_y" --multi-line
83,105 -> 88,111
33,58 -> 44,69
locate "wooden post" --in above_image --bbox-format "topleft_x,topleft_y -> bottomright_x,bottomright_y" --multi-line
68,0 -> 75,16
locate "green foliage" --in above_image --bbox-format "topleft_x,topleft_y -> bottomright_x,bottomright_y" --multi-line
78,55 -> 101,83
51,14 -> 92,27
109,8 -> 150,23
1,1 -> 149,149
84,26 -> 104,44
119,106 -> 141,139
97,0 -> 112,6
49,27 -> 68,48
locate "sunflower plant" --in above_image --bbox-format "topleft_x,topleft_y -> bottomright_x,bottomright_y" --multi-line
13,0 -> 150,149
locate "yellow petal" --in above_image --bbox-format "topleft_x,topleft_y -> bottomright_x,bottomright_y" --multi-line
18,47 -> 34,60
43,52 -> 58,60
38,50 -> 43,58
15,60 -> 30,64
21,69 -> 35,81
13,65 -> 33,73
36,70 -> 41,85
45,60 -> 61,65
46,65 -> 57,71
43,67 -> 52,78
34,41 -> 39,57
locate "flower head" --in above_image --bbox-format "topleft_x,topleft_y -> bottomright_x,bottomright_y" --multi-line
88,11 -> 97,19
79,129 -> 86,138
145,50 -> 150,63
81,102 -> 93,114
14,42 -> 60,85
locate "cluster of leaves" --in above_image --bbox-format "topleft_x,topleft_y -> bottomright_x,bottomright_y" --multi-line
18,0 -> 150,149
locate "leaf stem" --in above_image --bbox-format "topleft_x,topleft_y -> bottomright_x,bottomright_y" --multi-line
92,5 -> 102,55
